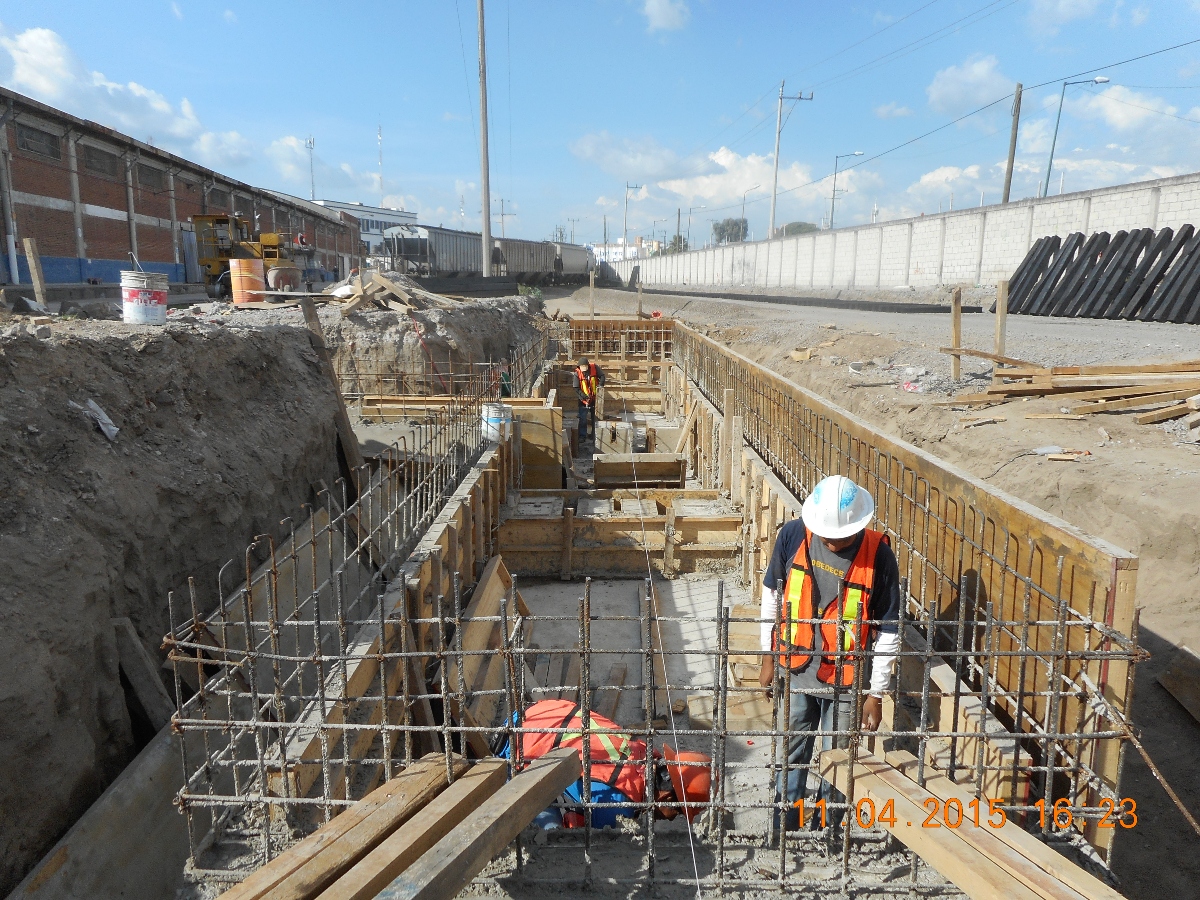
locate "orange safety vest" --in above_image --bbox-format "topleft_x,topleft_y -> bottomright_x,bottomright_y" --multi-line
517,699 -> 646,803
576,363 -> 599,404
773,526 -> 887,685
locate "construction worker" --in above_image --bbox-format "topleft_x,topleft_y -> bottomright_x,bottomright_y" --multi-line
500,698 -> 712,829
757,475 -> 900,831
572,356 -> 605,444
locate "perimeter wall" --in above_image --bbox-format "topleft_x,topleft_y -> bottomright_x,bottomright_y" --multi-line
612,171 -> 1200,290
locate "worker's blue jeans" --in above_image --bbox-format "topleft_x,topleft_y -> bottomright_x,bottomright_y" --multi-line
578,403 -> 596,442
775,681 -> 855,831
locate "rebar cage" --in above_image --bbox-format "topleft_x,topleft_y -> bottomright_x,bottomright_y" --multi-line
165,318 -> 1141,895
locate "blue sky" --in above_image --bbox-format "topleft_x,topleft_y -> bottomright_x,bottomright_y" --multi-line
3,1 -> 1200,245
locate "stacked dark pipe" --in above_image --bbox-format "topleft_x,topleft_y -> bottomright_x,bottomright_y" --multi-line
1006,224 -> 1200,323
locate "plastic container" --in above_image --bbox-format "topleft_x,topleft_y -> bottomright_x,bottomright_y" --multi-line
482,403 -> 512,442
120,271 -> 169,325
532,808 -> 563,830
229,258 -> 266,304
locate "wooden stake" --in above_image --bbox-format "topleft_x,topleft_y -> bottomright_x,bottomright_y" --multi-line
950,287 -> 962,381
994,279 -> 1009,359
22,237 -> 47,309
637,281 -> 643,318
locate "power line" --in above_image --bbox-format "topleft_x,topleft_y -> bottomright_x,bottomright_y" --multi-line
1079,86 -> 1200,126
699,36 -> 1200,218
790,0 -> 945,79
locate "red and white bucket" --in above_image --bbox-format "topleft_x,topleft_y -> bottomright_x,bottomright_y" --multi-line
121,271 -> 169,325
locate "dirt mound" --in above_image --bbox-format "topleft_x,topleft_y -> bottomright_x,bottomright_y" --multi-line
0,319 -> 343,893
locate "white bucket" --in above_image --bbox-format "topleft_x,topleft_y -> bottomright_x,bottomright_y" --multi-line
121,271 -> 170,325
482,403 -> 513,442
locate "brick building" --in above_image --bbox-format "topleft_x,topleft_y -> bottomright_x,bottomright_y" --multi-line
0,85 -> 362,285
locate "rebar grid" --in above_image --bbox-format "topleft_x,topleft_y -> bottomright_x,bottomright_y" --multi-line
167,568 -> 1136,893
337,327 -> 550,402
165,375 -> 496,872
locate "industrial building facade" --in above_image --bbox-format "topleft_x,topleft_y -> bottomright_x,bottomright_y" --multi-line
0,86 -> 362,285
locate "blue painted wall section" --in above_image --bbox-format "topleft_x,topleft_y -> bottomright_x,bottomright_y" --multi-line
1,255 -> 185,285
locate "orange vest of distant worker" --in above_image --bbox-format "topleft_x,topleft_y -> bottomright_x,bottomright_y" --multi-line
773,526 -> 886,685
517,699 -> 646,803
577,363 -> 599,404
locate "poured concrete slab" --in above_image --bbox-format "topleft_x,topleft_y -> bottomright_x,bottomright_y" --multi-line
577,498 -> 615,518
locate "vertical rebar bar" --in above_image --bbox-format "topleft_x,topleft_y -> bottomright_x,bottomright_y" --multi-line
580,578 -> 593,887
641,578 -> 656,887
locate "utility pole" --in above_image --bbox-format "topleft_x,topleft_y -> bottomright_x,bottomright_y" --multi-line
676,208 -> 681,251
477,0 -> 493,276
768,80 -> 813,239
623,182 -> 640,259
377,125 -> 384,207
305,137 -> 315,201
567,217 -> 581,243
1002,82 -> 1022,204
603,214 -> 607,255
497,199 -> 514,238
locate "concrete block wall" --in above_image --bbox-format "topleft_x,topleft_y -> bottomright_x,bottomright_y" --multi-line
614,170 -> 1200,291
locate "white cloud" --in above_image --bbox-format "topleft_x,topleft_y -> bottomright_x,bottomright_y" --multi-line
595,195 -> 619,208
642,0 -> 689,32
926,54 -> 1010,116
223,9 -> 237,23
1073,85 -> 1180,131
571,131 -> 678,180
874,101 -> 912,119
1131,5 -> 1149,25
0,24 -> 228,152
1028,0 -> 1102,33
657,146 -> 820,207
192,130 -> 252,166
171,2 -> 183,19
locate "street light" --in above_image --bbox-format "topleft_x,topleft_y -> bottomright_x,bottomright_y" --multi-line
741,185 -> 760,241
687,205 -> 706,249
829,152 -> 863,231
1043,76 -> 1109,198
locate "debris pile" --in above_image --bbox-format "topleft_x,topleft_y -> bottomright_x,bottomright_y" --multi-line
941,350 -> 1200,439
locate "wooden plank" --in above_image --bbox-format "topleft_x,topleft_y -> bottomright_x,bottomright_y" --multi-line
1134,403 -> 1189,425
22,237 -> 47,308
1071,388 -> 1200,415
111,617 -> 175,731
302,298 -> 367,489
218,755 -> 464,900
820,750 -> 1043,900
886,751 -> 1125,900
939,346 -> 1035,368
674,402 -> 700,453
558,645 -> 581,702
1039,381 -> 1200,404
375,749 -> 581,900
593,663 -> 628,721
994,280 -> 1008,358
950,288 -> 962,381
593,453 -> 686,488
560,507 -> 574,580
318,760 -> 508,900
1158,645 -> 1200,724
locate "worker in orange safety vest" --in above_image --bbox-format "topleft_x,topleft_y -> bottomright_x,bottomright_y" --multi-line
757,475 -> 901,832
500,698 -> 712,829
572,356 -> 605,444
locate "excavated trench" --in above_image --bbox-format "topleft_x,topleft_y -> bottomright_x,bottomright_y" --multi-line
0,298 -> 546,895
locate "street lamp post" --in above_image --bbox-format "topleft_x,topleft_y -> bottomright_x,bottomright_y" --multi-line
741,185 -> 760,241
1042,76 -> 1109,198
829,151 -> 863,231
687,205 -> 706,249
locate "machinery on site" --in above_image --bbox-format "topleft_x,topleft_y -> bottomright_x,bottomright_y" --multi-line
193,215 -> 305,298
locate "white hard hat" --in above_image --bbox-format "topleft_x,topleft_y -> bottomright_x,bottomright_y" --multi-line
802,475 -> 875,540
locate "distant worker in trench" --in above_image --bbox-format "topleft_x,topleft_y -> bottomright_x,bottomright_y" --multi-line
573,356 -> 605,445
500,698 -> 713,828
758,474 -> 900,831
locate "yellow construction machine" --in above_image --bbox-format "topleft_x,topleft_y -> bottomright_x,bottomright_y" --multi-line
194,215 -> 305,298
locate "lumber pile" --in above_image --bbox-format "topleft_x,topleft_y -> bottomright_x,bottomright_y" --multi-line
941,351 -> 1200,435
821,748 -> 1125,900
333,272 -> 460,316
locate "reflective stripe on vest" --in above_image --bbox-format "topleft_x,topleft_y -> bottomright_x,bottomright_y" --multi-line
774,527 -> 886,685
577,364 -> 598,399
519,699 -> 646,802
